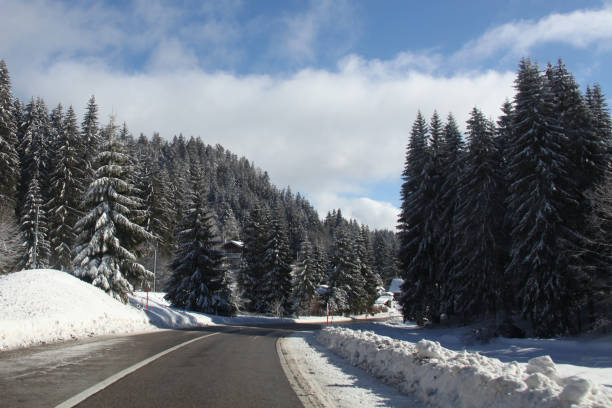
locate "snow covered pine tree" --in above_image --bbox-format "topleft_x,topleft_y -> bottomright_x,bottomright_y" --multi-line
73,118 -> 153,303
165,164 -> 235,316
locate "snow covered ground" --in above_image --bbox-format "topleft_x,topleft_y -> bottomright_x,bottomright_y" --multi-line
0,269 -> 155,351
2,269 -> 611,408
313,324 -> 612,408
0,269 -> 398,351
351,318 -> 612,390
280,332 -> 428,407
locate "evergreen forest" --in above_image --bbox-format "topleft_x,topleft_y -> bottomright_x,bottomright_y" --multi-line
0,59 -> 398,317
398,59 -> 612,337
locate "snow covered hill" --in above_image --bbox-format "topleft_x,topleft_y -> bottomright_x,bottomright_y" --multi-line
0,269 -> 399,351
0,269 -> 156,350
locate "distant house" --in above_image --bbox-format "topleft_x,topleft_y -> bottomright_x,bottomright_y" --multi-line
375,292 -> 395,308
220,240 -> 243,270
389,278 -> 404,300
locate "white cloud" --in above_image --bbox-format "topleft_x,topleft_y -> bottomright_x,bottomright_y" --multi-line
2,0 -> 523,230
314,193 -> 400,231
147,38 -> 199,72
11,57 -> 515,230
280,0 -> 358,63
455,5 -> 612,61
0,0 -> 123,69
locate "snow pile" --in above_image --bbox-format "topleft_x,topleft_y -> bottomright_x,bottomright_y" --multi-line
131,290 -> 401,328
316,327 -> 612,408
130,291 -> 215,328
0,269 -> 156,350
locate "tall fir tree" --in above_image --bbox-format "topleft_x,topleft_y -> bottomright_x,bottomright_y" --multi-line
328,227 -> 364,314
165,165 -> 235,315
437,114 -> 465,315
547,61 -> 609,329
505,59 -> 576,335
19,175 -> 50,269
73,118 -> 153,302
495,100 -> 515,315
357,225 -> 382,313
81,95 -> 100,185
397,112 -> 437,324
0,60 -> 20,211
47,106 -> 84,270
239,205 -> 270,312
449,108 -> 504,320
260,202 -> 294,316
18,98 -> 50,219
585,84 -> 612,330
292,237 -> 323,315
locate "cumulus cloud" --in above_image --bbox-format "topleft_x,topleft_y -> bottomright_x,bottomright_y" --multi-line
11,58 -> 514,229
314,193 -> 400,231
2,0 -> 524,230
0,0 -> 123,69
455,5 -> 612,61
279,0 -> 359,63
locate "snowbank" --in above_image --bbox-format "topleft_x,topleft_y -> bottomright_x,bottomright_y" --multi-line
131,291 -> 401,327
0,269 -> 156,350
316,327 -> 612,408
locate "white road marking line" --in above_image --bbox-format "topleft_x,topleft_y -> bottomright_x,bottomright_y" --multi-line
55,332 -> 219,408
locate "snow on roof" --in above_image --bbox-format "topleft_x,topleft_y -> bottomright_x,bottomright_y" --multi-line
375,295 -> 394,305
222,240 -> 244,248
389,278 -> 404,293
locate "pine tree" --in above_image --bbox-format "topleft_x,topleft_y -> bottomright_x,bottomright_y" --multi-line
73,118 -> 153,303
0,60 -> 20,211
19,175 -> 50,269
506,59 -> 576,335
81,95 -> 99,184
397,112 -> 437,324
437,114 -> 465,315
357,225 -> 382,314
136,152 -> 171,248
372,230 -> 399,285
239,205 -> 270,312
547,61 -> 609,328
328,227 -> 364,314
219,204 -> 241,242
496,100 -> 514,316
292,237 -> 320,315
584,84 -> 612,330
18,98 -> 50,219
260,202 -> 294,316
449,108 -> 504,320
0,204 -> 21,274
165,165 -> 235,315
47,106 -> 84,270
586,84 -> 612,157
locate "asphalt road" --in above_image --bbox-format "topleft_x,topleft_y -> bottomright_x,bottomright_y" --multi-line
0,323 -> 321,408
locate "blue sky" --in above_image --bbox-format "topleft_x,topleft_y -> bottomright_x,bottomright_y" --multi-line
2,0 -> 612,229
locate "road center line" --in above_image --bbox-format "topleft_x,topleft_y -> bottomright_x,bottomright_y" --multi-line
55,332 -> 220,408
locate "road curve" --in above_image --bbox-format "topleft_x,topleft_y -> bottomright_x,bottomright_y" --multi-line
1,324 -> 321,408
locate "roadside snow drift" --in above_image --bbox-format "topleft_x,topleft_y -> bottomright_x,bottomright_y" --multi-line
0,269 -> 155,350
316,327 -> 612,408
